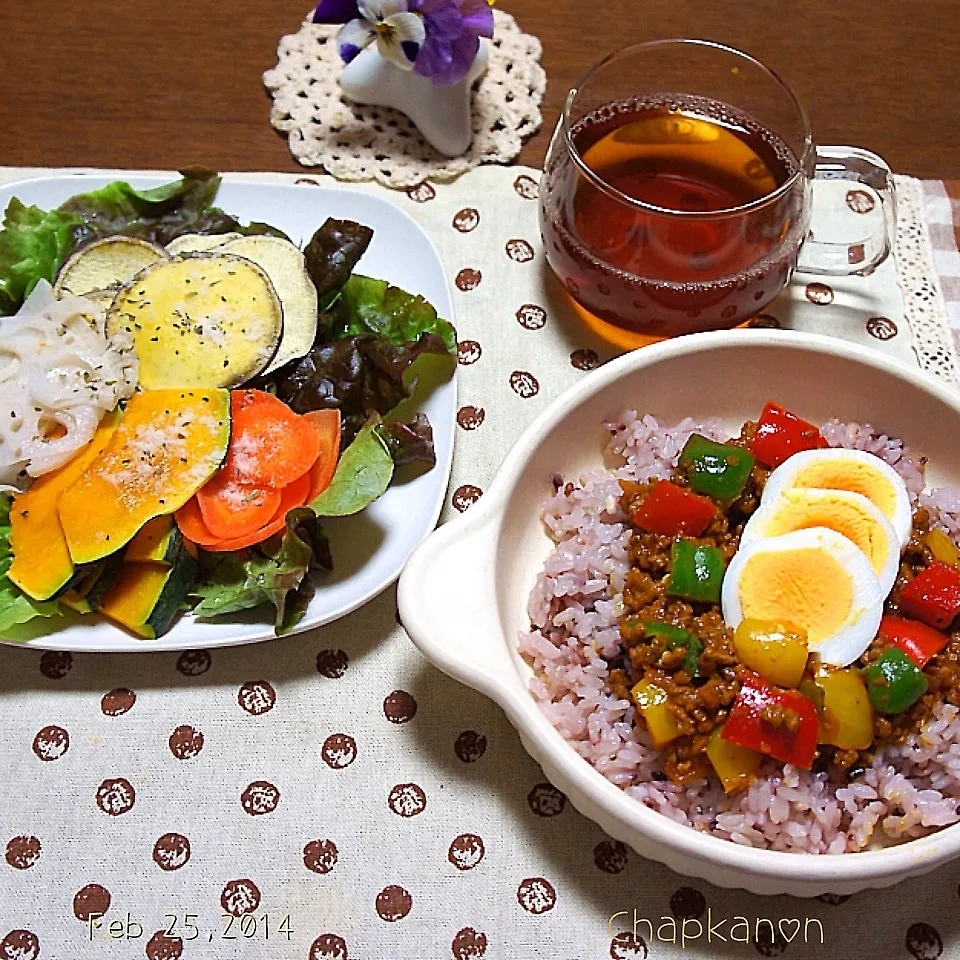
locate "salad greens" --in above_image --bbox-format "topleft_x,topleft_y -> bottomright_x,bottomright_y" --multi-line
0,173 -> 455,640
0,496 -> 61,633
0,168 -> 283,316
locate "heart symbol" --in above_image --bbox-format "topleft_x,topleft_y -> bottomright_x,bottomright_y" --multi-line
778,918 -> 801,943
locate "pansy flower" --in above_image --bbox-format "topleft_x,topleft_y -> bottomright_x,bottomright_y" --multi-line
315,0 -> 426,70
409,0 -> 494,86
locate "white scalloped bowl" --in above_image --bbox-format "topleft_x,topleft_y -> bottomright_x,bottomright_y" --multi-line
398,330 -> 960,897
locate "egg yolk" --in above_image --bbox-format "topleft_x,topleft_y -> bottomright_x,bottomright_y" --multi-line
791,460 -> 897,522
756,490 -> 891,575
738,547 -> 853,645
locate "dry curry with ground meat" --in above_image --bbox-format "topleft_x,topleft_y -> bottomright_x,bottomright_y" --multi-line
609,402 -> 960,793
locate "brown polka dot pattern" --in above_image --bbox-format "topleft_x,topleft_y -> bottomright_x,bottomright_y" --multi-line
513,174 -> 539,199
238,680 -> 276,716
906,923 -> 943,960
406,182 -> 436,202
176,649 -> 210,676
452,927 -> 487,959
610,931 -> 648,960
448,833 -> 485,870
748,313 -> 782,329
527,782 -> 566,817
240,781 -> 280,816
32,725 -> 68,761
388,782 -> 427,817
0,931 -> 40,960
506,238 -> 535,263
457,340 -> 482,365
754,925 -> 789,957
152,833 -> 190,871
169,725 -> 204,759
321,734 -> 357,769
303,839 -> 339,874
39,650 -> 72,679
593,839 -> 629,873
96,778 -> 136,816
221,878 -> 261,916
316,648 -> 349,678
101,688 -> 136,716
721,304 -> 738,320
455,268 -> 482,291
509,370 -> 539,398
517,877 -> 556,914
453,208 -> 480,233
73,883 -> 111,921
570,348 -> 600,371
669,886 -> 706,919
454,730 -> 487,762
145,931 -> 183,960
866,316 -> 898,340
383,690 -> 417,723
451,485 -> 482,512
5,836 -> 40,870
516,304 -> 547,330
309,934 -> 348,960
375,884 -> 412,921
846,188 -> 876,213
457,405 -> 485,430
805,282 -> 835,305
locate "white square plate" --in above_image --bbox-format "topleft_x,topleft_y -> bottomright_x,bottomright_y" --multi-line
0,173 -> 456,652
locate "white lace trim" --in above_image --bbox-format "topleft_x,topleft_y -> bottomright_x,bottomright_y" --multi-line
893,174 -> 960,383
263,9 -> 545,188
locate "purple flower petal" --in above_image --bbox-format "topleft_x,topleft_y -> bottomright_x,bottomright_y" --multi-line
414,35 -> 454,80
419,0 -> 464,41
437,31 -> 479,85
401,40 -> 421,62
336,18 -> 376,62
339,42 -> 364,62
458,0 -> 493,38
313,0 -> 361,24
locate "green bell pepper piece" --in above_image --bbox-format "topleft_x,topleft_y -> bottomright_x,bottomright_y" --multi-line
640,620 -> 703,678
667,539 -> 726,604
862,648 -> 928,714
679,434 -> 755,503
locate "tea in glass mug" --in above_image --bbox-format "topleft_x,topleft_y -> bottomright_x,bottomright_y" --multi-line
539,40 -> 895,342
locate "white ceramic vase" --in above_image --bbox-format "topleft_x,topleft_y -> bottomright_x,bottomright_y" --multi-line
338,39 -> 489,157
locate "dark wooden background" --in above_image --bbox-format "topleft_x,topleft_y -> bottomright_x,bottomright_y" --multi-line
2,0 -> 957,178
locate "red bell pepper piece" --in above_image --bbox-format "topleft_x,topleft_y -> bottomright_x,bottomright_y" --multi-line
900,562 -> 960,630
879,614 -> 949,667
721,671 -> 819,769
747,401 -> 828,468
631,480 -> 717,537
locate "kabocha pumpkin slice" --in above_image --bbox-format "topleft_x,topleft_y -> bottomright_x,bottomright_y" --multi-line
96,550 -> 198,639
59,389 -> 230,565
60,552 -> 124,614
53,236 -> 168,300
217,235 -> 319,374
8,409 -> 121,601
196,476 -> 282,540
125,516 -> 195,565
105,254 -> 283,389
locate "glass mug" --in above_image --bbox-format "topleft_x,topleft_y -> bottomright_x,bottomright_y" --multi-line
539,39 -> 896,345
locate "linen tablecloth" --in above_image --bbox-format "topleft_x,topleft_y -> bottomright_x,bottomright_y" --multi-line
2,166 -> 960,960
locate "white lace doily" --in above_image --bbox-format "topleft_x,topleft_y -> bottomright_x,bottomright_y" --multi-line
263,9 -> 546,188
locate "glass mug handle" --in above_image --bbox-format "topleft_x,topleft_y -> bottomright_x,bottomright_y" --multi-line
796,146 -> 897,276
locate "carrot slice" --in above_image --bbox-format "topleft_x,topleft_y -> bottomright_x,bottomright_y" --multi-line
174,497 -> 223,547
303,409 -> 342,501
203,472 -> 312,553
226,389 -> 322,488
196,473 -> 282,540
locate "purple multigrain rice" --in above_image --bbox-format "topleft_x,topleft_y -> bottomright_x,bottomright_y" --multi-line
519,413 -> 960,853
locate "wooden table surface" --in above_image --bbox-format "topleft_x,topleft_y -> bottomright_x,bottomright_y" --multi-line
2,0 -> 957,180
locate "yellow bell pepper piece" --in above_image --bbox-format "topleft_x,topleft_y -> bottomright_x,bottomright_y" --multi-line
706,725 -> 762,793
631,679 -> 682,748
925,527 -> 960,567
733,618 -> 809,688
815,667 -> 875,750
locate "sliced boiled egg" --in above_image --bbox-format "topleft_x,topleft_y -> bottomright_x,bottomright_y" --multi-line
722,527 -> 884,667
761,448 -> 913,549
740,487 -> 901,595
